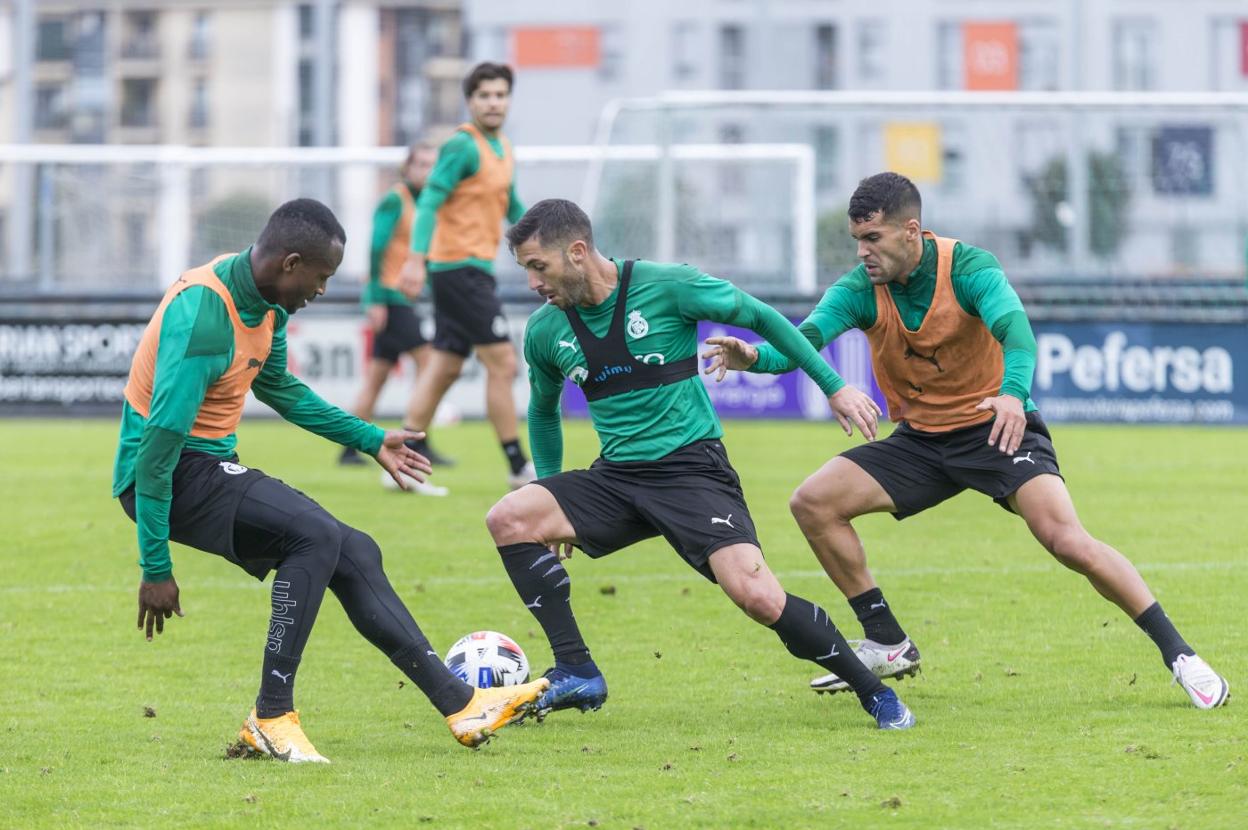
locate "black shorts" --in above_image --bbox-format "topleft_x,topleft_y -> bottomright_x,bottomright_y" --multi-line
371,303 -> 427,362
841,411 -> 1063,520
535,439 -> 761,582
118,451 -> 326,580
429,266 -> 510,357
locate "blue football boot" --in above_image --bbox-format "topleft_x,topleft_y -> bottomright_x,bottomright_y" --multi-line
534,666 -> 609,720
866,688 -> 916,730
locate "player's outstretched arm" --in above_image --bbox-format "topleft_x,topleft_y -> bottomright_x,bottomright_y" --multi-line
688,277 -> 879,440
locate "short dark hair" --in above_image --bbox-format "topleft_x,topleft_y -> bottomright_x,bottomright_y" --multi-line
848,172 -> 922,224
256,198 -> 346,265
463,62 -> 513,98
506,199 -> 594,253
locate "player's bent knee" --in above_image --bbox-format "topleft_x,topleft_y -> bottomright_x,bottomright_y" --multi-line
1042,524 -> 1097,572
788,484 -> 824,526
738,586 -> 786,624
485,495 -> 534,544
338,523 -> 384,573
285,509 -> 343,572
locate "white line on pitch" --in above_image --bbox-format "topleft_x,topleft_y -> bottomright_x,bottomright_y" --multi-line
2,559 -> 1241,596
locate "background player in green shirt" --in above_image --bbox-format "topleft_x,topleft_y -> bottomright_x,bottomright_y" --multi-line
705,172 -> 1229,710
483,198 -> 915,731
396,62 -> 532,493
339,140 -> 454,489
113,199 -> 547,761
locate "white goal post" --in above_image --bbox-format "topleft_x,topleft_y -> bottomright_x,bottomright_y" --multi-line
0,142 -> 815,293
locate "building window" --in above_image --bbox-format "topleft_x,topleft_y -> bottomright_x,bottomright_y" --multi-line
188,79 -> 209,129
940,122 -> 967,194
34,83 -> 70,130
1019,20 -> 1059,90
814,125 -> 839,190
1113,18 -> 1157,90
719,24 -> 746,90
36,18 -> 71,62
718,123 -> 745,195
857,20 -> 886,86
1209,17 -> 1248,90
121,11 -> 159,60
121,78 -> 157,128
189,12 -> 211,61
814,24 -> 838,89
672,21 -> 697,83
599,25 -> 623,83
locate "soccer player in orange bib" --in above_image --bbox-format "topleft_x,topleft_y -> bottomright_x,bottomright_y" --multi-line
113,199 -> 546,761
396,62 -> 533,494
704,172 -> 1229,710
338,141 -> 454,490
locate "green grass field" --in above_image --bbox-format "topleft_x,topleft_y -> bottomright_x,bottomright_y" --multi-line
1,418 -> 1243,829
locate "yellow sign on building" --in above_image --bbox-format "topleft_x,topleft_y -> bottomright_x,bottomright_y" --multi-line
884,123 -> 943,183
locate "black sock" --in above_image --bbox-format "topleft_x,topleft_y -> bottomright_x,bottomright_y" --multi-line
1134,602 -> 1195,668
770,593 -> 886,707
256,654 -> 300,718
555,658 -> 601,678
501,439 -> 528,475
390,643 -> 474,716
498,542 -> 591,665
848,587 -> 907,645
403,429 -> 429,455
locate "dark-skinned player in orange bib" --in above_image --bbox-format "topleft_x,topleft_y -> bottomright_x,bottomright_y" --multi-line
113,199 -> 546,762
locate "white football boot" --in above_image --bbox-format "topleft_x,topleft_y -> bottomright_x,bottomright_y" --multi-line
507,460 -> 537,490
810,638 -> 921,694
1172,654 -> 1230,709
380,469 -> 449,497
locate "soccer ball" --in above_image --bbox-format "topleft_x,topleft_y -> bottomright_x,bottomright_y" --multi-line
444,630 -> 530,688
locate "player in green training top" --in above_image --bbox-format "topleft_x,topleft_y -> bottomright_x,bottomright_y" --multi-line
483,199 -> 916,731
396,62 -> 533,493
338,140 -> 453,483
705,172 -> 1229,710
113,199 -> 547,762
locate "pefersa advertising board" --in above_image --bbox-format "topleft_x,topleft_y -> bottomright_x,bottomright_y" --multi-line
1,314 -> 1240,424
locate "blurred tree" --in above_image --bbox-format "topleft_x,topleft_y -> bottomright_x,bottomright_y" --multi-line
1024,152 -> 1132,260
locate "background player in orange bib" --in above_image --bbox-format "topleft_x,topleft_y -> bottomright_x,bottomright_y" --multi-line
396,62 -> 533,494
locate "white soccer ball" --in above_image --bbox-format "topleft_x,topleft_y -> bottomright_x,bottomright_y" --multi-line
444,630 -> 531,688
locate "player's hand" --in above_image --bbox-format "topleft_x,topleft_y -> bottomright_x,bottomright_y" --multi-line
374,429 -> 434,490
550,542 -> 575,562
366,304 -> 388,333
137,577 -> 183,641
701,336 -> 759,382
976,395 -> 1026,455
827,386 -> 882,441
398,257 -> 426,300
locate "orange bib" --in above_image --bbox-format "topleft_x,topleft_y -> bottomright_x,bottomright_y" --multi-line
428,122 -> 513,263
380,184 -> 416,289
124,256 -> 275,438
865,233 -> 1002,432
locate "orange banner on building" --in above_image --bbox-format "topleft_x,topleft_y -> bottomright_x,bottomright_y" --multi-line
513,27 -> 600,68
963,22 -> 1018,90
